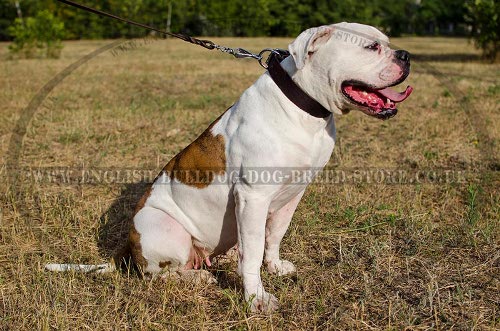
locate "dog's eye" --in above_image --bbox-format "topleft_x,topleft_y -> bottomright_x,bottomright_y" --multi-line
365,41 -> 380,51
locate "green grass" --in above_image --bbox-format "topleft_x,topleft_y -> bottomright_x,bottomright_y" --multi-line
0,36 -> 498,330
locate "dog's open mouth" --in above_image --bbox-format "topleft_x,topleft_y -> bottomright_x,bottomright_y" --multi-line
341,82 -> 413,120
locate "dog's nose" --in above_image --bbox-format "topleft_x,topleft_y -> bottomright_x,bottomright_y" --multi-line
395,50 -> 410,63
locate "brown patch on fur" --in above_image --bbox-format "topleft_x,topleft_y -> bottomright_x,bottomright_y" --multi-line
134,185 -> 152,214
127,186 -> 153,271
129,222 -> 148,269
159,261 -> 171,269
162,115 -> 226,188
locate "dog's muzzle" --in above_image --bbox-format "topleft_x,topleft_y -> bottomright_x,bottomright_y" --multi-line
341,50 -> 413,120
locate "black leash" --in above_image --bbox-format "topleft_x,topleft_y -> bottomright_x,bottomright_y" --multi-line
57,0 -> 215,50
56,0 -> 330,118
56,0 -> 288,68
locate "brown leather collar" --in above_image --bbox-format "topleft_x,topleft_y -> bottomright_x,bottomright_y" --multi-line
267,55 -> 331,119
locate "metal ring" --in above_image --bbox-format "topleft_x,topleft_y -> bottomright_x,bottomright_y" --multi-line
258,49 -> 276,69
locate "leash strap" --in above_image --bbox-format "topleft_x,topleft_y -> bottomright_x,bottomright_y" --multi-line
57,0 -> 274,64
57,0 -> 216,50
57,0 -> 330,118
267,53 -> 331,118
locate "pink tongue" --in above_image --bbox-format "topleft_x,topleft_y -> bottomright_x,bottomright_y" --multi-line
377,86 -> 413,102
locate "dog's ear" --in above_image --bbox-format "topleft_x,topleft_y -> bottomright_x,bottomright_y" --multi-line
288,25 -> 334,70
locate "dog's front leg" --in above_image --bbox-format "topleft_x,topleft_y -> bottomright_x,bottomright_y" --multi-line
265,190 -> 304,275
234,187 -> 278,313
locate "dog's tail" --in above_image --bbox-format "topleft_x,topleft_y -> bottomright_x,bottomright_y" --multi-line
44,262 -> 116,273
44,243 -> 132,274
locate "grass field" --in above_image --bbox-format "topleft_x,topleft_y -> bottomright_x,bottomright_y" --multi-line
0,36 -> 498,330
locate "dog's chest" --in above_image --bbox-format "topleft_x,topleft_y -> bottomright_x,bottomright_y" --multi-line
269,119 -> 336,212
292,114 -> 336,169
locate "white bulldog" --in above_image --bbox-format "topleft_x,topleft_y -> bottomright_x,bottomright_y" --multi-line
47,22 -> 413,313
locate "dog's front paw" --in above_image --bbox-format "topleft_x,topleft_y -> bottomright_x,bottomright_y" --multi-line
266,259 -> 296,276
248,291 -> 279,314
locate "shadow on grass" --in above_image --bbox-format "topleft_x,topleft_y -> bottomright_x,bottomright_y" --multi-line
97,182 -> 149,259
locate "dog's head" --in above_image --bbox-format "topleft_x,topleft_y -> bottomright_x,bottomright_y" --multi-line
288,22 -> 413,119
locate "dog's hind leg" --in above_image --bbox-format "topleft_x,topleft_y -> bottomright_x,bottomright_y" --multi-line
131,207 -> 216,284
132,206 -> 193,274
264,190 -> 304,276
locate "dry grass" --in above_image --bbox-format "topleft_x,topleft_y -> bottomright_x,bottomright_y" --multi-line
0,36 -> 498,330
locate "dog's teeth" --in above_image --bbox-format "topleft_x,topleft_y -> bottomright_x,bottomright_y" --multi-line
362,91 -> 368,96
386,98 -> 391,104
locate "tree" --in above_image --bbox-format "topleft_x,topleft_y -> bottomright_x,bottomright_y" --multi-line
8,9 -> 65,58
465,0 -> 498,61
